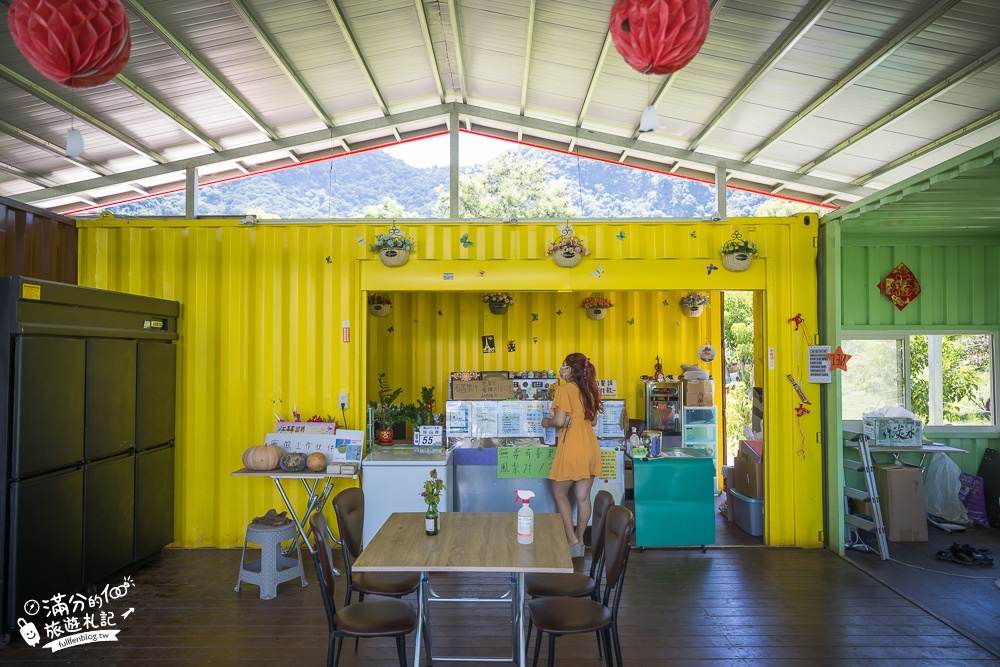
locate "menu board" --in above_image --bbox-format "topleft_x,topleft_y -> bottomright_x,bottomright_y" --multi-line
596,399 -> 626,438
498,402 -> 524,437
470,402 -> 499,438
446,401 -> 471,437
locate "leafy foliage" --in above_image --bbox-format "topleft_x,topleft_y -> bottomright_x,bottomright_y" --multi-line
909,335 -> 987,424
420,469 -> 446,506
368,372 -> 405,428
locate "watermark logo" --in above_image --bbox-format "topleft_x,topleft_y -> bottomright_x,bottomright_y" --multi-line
18,575 -> 135,653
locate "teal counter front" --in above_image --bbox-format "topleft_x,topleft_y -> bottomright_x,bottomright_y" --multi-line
633,448 -> 715,550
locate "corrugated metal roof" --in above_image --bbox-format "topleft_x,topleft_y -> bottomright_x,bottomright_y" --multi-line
0,0 -> 997,217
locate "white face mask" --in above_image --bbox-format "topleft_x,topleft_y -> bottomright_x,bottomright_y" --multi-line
559,365 -> 572,380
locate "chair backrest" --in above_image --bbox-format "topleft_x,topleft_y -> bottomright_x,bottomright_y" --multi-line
332,487 -> 366,560
600,505 -> 635,615
310,512 -> 340,624
588,490 -> 615,579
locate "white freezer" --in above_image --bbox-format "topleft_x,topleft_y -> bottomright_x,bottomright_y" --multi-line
360,447 -> 453,545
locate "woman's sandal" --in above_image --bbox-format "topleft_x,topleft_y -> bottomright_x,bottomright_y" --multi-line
569,542 -> 585,558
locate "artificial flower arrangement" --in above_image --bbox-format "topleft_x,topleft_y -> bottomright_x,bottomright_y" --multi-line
420,468 -> 446,506
580,293 -> 613,309
545,233 -> 590,257
482,292 -> 516,305
369,225 -> 415,252
367,293 -> 392,306
721,237 -> 760,257
679,293 -> 710,308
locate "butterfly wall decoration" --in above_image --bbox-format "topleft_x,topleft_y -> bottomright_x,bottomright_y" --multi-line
387,326 -> 394,333
356,235 -> 365,245
690,231 -> 697,239
325,256 -> 332,264
615,229 -> 625,241
706,263 -> 718,275
591,264 -> 605,279
662,299 -> 669,306
460,233 -> 474,248
627,318 -> 634,325
531,313 -> 538,321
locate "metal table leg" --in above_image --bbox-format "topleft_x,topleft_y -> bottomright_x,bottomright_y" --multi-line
271,476 -> 342,575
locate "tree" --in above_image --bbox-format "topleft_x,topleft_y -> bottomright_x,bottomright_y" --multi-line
435,150 -> 580,218
909,335 -> 986,424
753,198 -> 823,218
362,197 -> 410,218
723,291 -> 755,460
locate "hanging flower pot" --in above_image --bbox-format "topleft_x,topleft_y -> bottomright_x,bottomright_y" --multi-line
580,293 -> 613,320
683,305 -> 703,318
722,253 -> 753,272
553,249 -> 583,268
483,292 -> 515,315
546,226 -> 589,268
370,225 -> 415,267
369,303 -> 391,317
379,248 -> 409,267
720,230 -> 759,272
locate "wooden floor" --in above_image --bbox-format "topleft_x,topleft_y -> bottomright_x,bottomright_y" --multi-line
2,523 -> 998,666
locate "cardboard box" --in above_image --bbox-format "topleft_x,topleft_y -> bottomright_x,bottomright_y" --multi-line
734,453 -> 764,500
721,465 -> 736,521
451,377 -> 514,400
863,416 -> 922,447
685,379 -> 714,406
873,463 -> 927,542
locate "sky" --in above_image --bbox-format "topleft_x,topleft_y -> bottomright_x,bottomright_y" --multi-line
381,133 -> 514,168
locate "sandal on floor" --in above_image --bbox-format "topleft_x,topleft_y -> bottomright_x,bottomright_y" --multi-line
569,542 -> 585,558
937,544 -> 994,566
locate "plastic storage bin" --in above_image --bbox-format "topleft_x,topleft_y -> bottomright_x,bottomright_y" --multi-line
729,488 -> 764,536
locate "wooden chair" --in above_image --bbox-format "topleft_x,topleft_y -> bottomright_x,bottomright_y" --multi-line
526,505 -> 635,667
310,512 -> 417,667
524,490 -> 614,655
331,488 -> 421,655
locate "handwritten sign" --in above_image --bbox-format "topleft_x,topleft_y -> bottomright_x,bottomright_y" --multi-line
496,447 -> 618,479
263,430 -> 364,463
452,378 -> 515,400
596,379 -> 617,397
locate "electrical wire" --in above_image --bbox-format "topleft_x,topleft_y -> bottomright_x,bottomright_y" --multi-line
340,406 -> 349,431
848,537 -> 997,579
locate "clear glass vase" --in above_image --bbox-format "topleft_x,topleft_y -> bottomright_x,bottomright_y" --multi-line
425,502 -> 439,535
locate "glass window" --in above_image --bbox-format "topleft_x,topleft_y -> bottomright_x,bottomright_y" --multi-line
841,333 -> 994,428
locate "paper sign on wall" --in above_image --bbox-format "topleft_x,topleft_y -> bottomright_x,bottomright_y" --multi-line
496,447 -> 617,479
808,345 -> 832,383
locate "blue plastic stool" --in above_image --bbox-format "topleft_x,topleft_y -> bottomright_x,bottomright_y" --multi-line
235,521 -> 307,599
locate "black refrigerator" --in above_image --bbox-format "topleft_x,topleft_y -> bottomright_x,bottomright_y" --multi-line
0,277 -> 178,638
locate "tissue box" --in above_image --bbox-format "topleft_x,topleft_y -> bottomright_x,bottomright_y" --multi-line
863,417 -> 922,447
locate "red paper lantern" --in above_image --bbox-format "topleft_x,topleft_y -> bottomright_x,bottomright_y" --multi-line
609,0 -> 710,75
8,0 -> 132,88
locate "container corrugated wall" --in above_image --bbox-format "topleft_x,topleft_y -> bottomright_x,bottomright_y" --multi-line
78,216 -> 820,548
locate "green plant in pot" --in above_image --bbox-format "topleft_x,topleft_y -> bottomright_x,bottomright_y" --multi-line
404,386 -> 437,428
368,372 -> 405,444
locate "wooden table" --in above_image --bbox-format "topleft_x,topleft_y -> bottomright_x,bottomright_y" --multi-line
353,511 -> 572,667
230,468 -> 358,561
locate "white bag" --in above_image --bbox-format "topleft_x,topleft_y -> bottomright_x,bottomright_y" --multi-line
924,453 -> 970,524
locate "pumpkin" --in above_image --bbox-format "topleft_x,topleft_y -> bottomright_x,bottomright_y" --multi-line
279,452 -> 307,472
306,452 -> 327,472
242,444 -> 284,471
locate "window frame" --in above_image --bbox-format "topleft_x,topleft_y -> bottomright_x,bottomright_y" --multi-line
840,327 -> 998,436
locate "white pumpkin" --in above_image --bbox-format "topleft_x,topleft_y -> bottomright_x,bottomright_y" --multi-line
242,444 -> 284,471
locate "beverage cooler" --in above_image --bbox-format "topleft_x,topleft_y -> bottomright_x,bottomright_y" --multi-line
636,380 -> 682,446
361,446 -> 453,545
0,277 -> 178,639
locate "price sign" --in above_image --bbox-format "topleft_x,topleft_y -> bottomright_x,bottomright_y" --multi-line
414,425 -> 443,447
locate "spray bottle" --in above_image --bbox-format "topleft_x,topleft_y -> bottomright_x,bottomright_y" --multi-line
515,490 -> 536,544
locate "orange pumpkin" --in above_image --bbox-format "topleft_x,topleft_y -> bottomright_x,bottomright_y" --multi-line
306,452 -> 327,472
242,444 -> 284,471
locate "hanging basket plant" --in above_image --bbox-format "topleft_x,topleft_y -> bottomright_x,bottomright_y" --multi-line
370,225 -> 415,267
368,293 -> 392,317
679,293 -> 709,318
483,292 -> 515,315
720,230 -> 759,272
581,293 -> 613,320
546,225 -> 589,268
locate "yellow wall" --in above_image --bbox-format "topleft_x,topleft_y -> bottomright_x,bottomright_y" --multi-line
77,215 -> 821,548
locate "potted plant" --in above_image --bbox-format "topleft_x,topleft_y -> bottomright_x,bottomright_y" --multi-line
580,293 -> 613,320
367,292 -> 392,317
367,372 -> 405,444
482,291 -> 515,315
369,224 -> 415,267
720,232 -> 759,272
679,293 -> 710,318
545,228 -> 589,268
420,469 -> 446,536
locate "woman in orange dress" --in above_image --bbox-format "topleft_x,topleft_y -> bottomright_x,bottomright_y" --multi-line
540,352 -> 603,558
